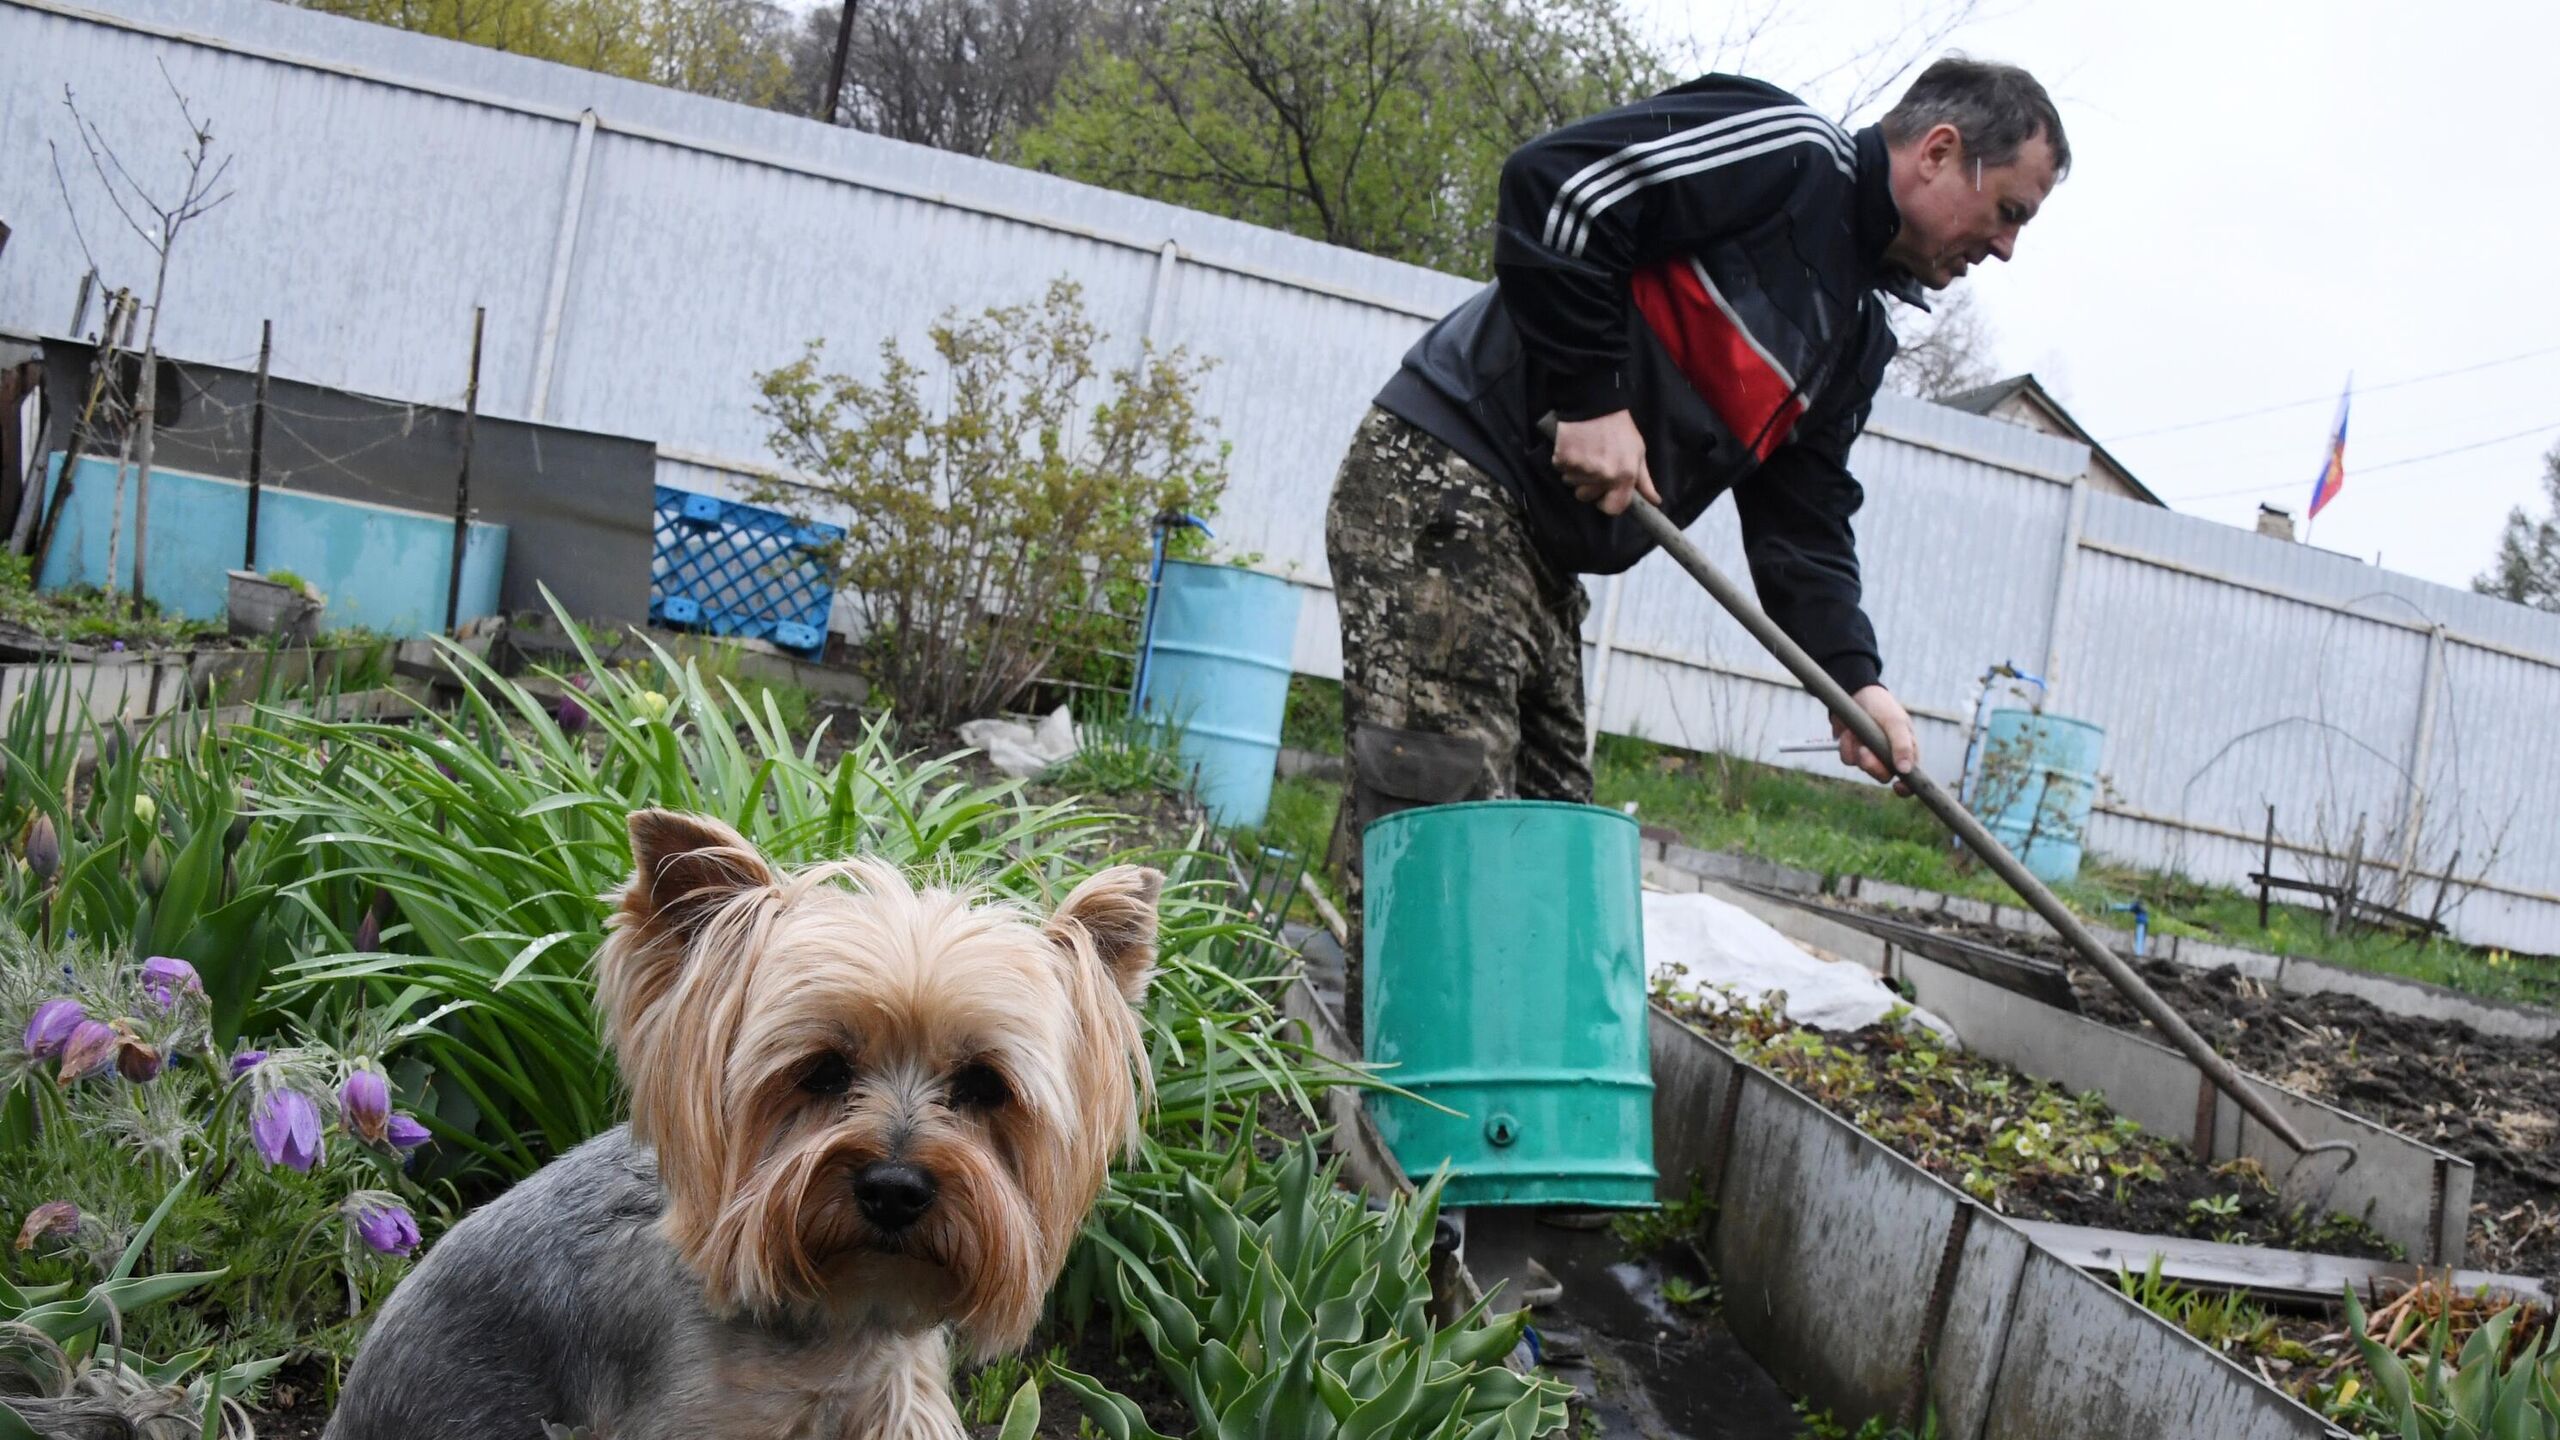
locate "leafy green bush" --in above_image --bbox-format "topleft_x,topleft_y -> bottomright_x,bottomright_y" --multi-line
754,278 -> 1228,734
1057,1137 -> 1569,1440
2,936 -> 435,1372
2,1175 -> 283,1437
2334,1288 -> 2560,1436
1047,713 -> 1191,798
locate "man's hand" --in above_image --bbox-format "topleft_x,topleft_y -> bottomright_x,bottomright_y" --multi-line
1553,410 -> 1662,517
1832,684 -> 1917,795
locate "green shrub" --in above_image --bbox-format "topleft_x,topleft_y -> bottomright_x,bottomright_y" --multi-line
3,935 -> 435,1371
753,279 -> 1228,734
1056,1137 -> 1570,1440
1,1175 -> 284,1437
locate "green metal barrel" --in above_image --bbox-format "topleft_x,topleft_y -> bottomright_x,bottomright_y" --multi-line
1363,800 -> 1656,1208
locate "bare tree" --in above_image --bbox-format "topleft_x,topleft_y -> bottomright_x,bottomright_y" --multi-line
1884,286 -> 2000,400
51,66 -> 234,614
785,0 -> 1100,156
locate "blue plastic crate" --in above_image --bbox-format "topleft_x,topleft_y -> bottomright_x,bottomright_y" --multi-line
648,485 -> 843,660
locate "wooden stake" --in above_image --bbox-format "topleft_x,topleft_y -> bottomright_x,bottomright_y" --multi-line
30,291 -> 131,571
244,320 -> 271,570
2258,803 -> 2274,930
445,306 -> 484,634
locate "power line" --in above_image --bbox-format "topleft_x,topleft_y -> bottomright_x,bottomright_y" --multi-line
2162,420 -> 2560,504
2103,343 -> 2560,443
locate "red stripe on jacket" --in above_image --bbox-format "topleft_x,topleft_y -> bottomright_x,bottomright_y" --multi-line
1629,257 -> 1804,461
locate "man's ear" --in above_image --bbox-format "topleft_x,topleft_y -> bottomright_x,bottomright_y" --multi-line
1045,865 -> 1164,1005
617,809 -> 776,940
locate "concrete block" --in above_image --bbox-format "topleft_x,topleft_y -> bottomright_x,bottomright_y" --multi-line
2277,957 -> 2560,1042
1641,859 -> 1701,893
1941,895 -> 1996,926
2167,938 -> 2283,985
1859,879 -> 1943,914
1991,904 -> 2057,938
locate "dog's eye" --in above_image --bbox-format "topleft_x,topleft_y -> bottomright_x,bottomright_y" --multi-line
949,1062 -> 1010,1110
799,1054 -> 854,1097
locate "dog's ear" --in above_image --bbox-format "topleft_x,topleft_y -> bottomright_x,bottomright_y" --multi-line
619,809 -> 775,938
1046,865 -> 1162,1004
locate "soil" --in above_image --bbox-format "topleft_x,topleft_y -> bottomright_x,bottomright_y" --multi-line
1665,999 -> 2403,1262
958,1320 -> 1194,1440
242,1358 -> 333,1440
2064,957 -> 2560,1283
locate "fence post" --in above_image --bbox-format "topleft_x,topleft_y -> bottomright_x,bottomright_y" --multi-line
2038,476 -> 2089,700
244,320 -> 271,569
2392,624 -> 2447,891
1141,240 -> 1182,353
446,306 -> 485,634
528,110 -> 598,422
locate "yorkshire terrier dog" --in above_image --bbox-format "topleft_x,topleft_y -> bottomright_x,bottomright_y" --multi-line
326,809 -> 1161,1440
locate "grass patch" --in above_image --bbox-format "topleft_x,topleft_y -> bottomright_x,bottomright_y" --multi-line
1280,674 -> 1343,755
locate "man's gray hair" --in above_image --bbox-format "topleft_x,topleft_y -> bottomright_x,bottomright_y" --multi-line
1880,55 -> 2069,176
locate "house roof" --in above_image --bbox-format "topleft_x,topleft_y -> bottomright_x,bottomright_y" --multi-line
1939,373 -> 2165,507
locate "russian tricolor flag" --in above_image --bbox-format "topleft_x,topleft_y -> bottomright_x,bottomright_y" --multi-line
2308,380 -> 2350,519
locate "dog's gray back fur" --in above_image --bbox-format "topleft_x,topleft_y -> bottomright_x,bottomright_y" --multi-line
325,1126 -> 707,1438
327,1125 -> 963,1440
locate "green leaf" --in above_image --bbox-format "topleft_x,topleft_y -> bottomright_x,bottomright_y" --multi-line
1050,1365 -> 1178,1440
996,1377 -> 1041,1440
0,1399 -> 45,1440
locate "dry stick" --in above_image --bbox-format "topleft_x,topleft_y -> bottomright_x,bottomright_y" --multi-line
30,290 -> 131,571
243,319 -> 270,570
2259,802 -> 2275,930
1618,493 -> 2347,1160
444,306 -> 484,634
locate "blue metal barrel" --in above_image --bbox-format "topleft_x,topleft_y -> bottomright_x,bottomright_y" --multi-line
1136,560 -> 1301,827
1979,709 -> 2106,884
1364,800 -> 1656,1209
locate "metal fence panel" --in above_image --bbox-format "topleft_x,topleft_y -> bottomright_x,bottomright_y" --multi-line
4,0 -> 2556,948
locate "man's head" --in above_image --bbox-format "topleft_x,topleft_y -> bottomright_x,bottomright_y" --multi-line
1878,56 -> 2068,289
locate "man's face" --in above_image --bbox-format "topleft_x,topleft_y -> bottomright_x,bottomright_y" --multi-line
1885,124 -> 2060,290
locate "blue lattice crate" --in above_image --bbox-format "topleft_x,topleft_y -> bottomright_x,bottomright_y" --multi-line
649,485 -> 843,659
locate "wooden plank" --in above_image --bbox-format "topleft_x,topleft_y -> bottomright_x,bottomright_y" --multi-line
2010,1219 -> 2551,1310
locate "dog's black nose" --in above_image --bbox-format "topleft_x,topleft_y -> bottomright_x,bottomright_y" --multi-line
853,1161 -> 937,1231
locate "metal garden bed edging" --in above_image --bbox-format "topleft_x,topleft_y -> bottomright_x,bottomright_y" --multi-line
1708,880 -> 2474,1265
1651,1007 -> 2350,1440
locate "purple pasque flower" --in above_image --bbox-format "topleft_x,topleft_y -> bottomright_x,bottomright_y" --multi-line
23,998 -> 86,1059
385,1112 -> 432,1153
340,1068 -> 390,1145
113,1023 -> 163,1083
251,1088 -> 325,1172
555,674 -> 593,736
229,1049 -> 268,1077
139,956 -> 202,1007
348,1200 -> 421,1257
55,1018 -> 118,1085
14,1201 -> 78,1252
22,814 -> 58,885
352,904 -> 382,955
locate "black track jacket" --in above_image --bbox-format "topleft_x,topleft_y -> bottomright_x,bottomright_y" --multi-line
1374,74 -> 1923,695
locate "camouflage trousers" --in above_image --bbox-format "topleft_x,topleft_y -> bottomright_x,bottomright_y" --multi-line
1324,406 -> 1591,1044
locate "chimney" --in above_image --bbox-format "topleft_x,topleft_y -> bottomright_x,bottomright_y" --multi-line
2255,504 -> 2296,542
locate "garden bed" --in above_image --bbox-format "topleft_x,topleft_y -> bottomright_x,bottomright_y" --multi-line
2064,957 -> 2560,1282
1655,989 -> 2402,1262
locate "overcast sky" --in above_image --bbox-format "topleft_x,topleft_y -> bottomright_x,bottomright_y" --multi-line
1625,0 -> 2557,592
